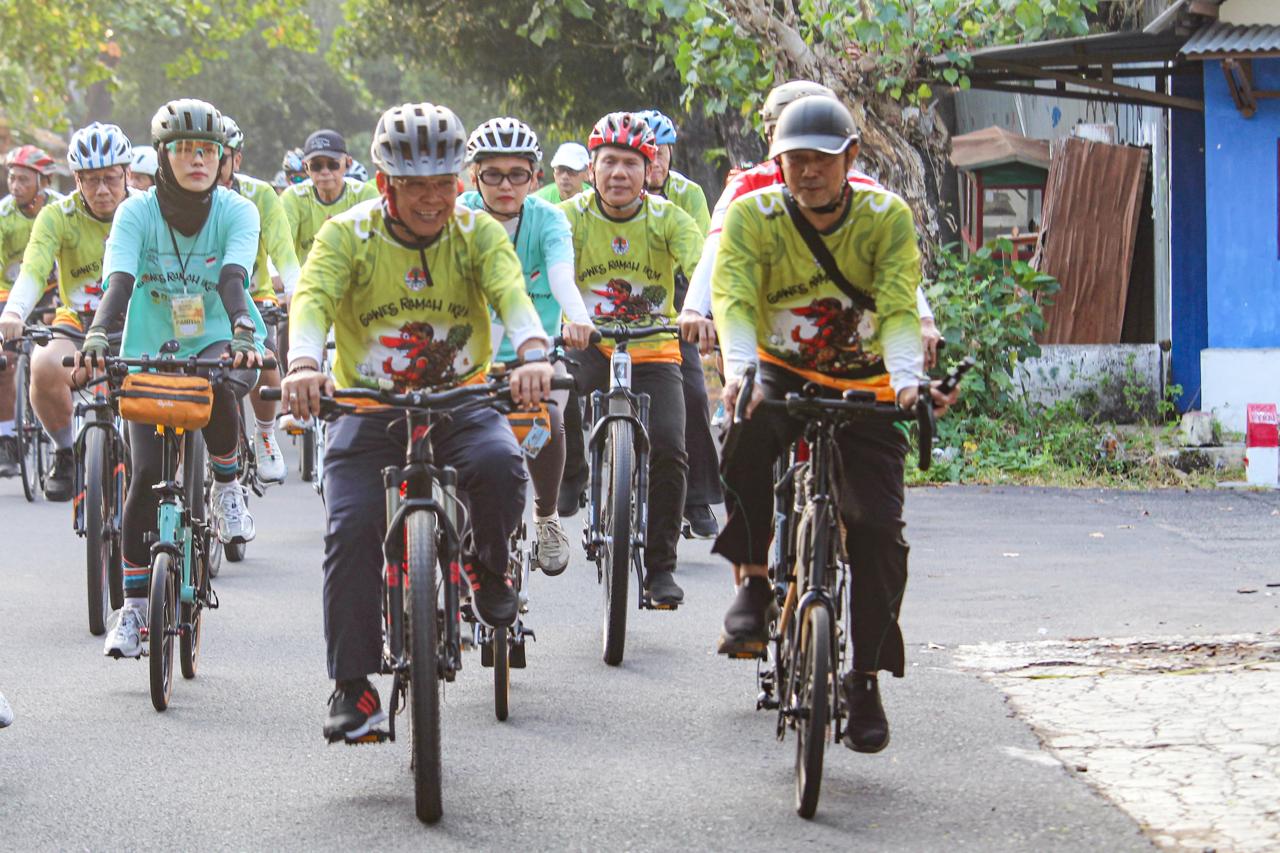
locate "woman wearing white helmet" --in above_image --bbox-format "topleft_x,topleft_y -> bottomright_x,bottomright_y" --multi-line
459,117 -> 594,576
129,145 -> 159,191
281,102 -> 554,743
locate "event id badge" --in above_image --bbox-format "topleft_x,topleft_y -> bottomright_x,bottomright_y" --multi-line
171,293 -> 206,339
521,419 -> 552,459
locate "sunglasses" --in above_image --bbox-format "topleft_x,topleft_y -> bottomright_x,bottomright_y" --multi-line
165,139 -> 223,161
288,173 -> 308,184
306,158 -> 343,173
478,168 -> 534,187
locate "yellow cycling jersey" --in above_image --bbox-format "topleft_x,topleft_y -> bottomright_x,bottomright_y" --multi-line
0,190 -> 62,300
658,170 -> 710,235
290,198 -> 545,391
558,189 -> 703,364
711,183 -> 921,399
8,189 -> 137,328
280,176 -> 378,265
232,174 -> 300,302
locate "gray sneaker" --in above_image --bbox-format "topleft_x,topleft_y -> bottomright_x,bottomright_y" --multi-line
0,690 -> 12,728
104,605 -> 147,659
0,435 -> 18,478
212,482 -> 255,544
534,515 -> 570,576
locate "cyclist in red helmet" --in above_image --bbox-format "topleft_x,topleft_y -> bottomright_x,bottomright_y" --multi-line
557,111 -> 704,606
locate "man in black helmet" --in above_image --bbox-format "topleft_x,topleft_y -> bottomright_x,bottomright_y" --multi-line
711,94 -> 958,754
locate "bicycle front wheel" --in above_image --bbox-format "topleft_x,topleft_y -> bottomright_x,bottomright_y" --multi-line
15,354 -> 39,502
181,439 -> 208,681
84,428 -> 112,636
601,419 -> 634,667
794,605 -> 831,818
406,509 -> 443,824
148,553 -> 178,711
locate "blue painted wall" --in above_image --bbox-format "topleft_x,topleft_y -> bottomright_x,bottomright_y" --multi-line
1203,58 -> 1280,349
1170,70 -> 1208,410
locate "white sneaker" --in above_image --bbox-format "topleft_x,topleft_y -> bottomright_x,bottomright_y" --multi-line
277,412 -> 309,435
212,482 -> 256,544
534,515 -> 570,576
255,429 -> 287,483
0,691 -> 12,728
104,605 -> 147,659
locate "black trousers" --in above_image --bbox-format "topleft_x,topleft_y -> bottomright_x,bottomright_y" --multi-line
679,338 -> 723,508
713,363 -> 910,677
566,346 -> 686,575
320,404 -> 526,681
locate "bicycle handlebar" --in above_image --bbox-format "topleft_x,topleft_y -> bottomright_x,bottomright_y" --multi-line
257,303 -> 288,327
592,323 -> 678,343
62,353 -> 278,372
259,375 -> 575,412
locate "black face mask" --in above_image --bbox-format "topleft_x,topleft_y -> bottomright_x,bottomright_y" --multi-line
155,147 -> 223,237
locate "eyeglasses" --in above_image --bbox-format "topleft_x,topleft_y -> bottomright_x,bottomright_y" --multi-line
306,158 -> 343,173
165,140 -> 223,161
391,175 -> 458,195
77,170 -> 126,192
477,169 -> 534,187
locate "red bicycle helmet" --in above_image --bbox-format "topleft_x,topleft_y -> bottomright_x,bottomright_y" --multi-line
587,112 -> 658,163
5,144 -> 56,176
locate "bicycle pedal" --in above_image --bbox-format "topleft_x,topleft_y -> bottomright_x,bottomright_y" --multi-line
334,729 -> 391,746
509,642 -> 526,669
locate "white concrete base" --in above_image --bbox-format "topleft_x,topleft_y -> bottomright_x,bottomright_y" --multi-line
1200,349 -> 1280,433
1017,344 -> 1163,421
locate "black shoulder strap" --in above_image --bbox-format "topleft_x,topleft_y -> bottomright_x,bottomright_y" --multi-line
781,187 -> 876,313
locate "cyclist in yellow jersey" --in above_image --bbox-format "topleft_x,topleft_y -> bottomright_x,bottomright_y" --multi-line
280,129 -> 378,265
280,103 -> 554,742
533,142 -> 590,204
712,96 -> 958,753
0,145 -> 59,476
558,111 -> 703,606
0,123 -> 136,501
218,114 -> 298,483
129,145 -> 158,191
638,110 -> 710,233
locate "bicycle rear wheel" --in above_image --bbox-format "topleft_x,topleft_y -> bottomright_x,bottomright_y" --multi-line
407,510 -> 443,824
601,419 -> 633,666
493,626 -> 509,722
84,428 -> 112,636
148,552 -> 178,711
15,354 -> 39,502
794,605 -> 831,818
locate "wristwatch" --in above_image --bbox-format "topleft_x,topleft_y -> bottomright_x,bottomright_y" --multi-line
232,314 -> 256,331
521,347 -> 548,364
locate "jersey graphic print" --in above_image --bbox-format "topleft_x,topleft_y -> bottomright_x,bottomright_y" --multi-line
376,321 -> 474,391
591,278 -> 667,324
778,296 -> 880,376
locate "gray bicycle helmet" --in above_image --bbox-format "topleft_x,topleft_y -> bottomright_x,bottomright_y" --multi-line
466,117 -> 542,165
767,95 -> 859,159
371,103 -> 467,177
760,80 -> 837,129
151,98 -> 227,147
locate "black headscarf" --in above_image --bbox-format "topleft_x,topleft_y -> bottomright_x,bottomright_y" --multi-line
155,146 -> 223,236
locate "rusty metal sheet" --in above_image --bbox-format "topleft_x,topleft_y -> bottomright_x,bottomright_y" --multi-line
1033,138 -> 1150,344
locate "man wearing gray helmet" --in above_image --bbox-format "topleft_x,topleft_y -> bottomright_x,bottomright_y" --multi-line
282,103 -> 553,744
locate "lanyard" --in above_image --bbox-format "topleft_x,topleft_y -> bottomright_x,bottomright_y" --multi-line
166,225 -> 197,294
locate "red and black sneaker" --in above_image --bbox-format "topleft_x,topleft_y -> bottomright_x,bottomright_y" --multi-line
323,678 -> 387,743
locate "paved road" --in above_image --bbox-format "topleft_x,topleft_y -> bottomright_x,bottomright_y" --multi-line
3,455 -> 1276,850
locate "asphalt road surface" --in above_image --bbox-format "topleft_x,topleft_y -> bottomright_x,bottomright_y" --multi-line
3,447 -> 1276,850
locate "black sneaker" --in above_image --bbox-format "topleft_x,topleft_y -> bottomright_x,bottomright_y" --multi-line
323,678 -> 387,742
683,504 -> 719,539
717,576 -> 775,657
473,570 -> 519,627
841,673 -> 890,753
44,448 -> 75,502
0,435 -> 18,478
645,569 -> 684,607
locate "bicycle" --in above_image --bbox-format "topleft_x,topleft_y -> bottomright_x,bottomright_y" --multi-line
66,343 -> 276,711
733,358 -> 970,818
3,329 -> 54,502
285,338 -> 334,494
580,323 -> 680,666
262,372 -> 572,822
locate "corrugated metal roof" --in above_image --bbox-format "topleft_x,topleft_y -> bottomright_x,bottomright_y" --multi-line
1181,22 -> 1280,56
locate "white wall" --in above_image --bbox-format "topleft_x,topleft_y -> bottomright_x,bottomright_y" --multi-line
1220,0 -> 1280,26
1201,349 -> 1280,433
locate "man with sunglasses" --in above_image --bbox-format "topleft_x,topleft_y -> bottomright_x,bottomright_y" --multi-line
219,114 -> 300,483
280,130 -> 377,266
0,144 -> 60,477
0,123 -> 137,501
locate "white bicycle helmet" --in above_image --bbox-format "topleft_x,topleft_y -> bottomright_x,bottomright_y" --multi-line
370,103 -> 467,177
130,145 -> 159,177
346,159 -> 369,182
465,117 -> 542,165
222,115 -> 245,151
67,122 -> 133,172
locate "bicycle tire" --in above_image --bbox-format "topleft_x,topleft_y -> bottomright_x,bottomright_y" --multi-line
407,509 -> 443,824
108,428 -> 125,611
148,552 -> 177,711
84,428 -> 112,636
794,605 -> 831,818
601,419 -> 633,667
493,627 -> 510,722
202,465 -> 223,580
181,435 -> 208,680
15,354 -> 38,502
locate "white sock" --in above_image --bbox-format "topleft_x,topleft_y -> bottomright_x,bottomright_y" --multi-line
124,596 -> 148,617
0,419 -> 14,437
255,419 -> 275,435
536,511 -> 559,523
